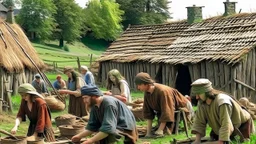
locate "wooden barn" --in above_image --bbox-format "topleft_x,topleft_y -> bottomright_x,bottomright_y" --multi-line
0,12 -> 45,112
97,1 -> 256,102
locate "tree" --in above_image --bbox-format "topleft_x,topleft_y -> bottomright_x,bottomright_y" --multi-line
116,0 -> 171,27
1,0 -> 21,8
84,0 -> 124,41
16,0 -> 56,40
52,0 -> 84,47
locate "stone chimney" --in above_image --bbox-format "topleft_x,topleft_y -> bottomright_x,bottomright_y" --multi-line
6,6 -> 15,24
186,5 -> 204,24
223,0 -> 237,16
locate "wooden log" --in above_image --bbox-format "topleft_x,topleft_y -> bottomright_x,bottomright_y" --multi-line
234,79 -> 256,92
242,58 -> 247,97
237,64 -> 243,99
0,68 -> 3,113
246,52 -> 252,98
213,62 -> 220,88
206,62 -> 215,85
231,66 -> 236,98
188,65 -> 194,83
219,63 -> 225,91
224,65 -> 230,92
251,49 -> 256,102
193,64 -> 200,82
3,74 -> 10,112
12,73 -> 19,95
200,61 -> 206,78
170,66 -> 176,87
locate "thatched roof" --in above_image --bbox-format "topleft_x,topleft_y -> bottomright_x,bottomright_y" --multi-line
98,13 -> 256,64
0,19 -> 45,72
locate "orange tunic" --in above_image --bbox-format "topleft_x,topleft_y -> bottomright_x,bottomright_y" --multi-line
17,97 -> 55,142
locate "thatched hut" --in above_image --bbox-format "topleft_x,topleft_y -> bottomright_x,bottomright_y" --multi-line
0,14 -> 45,112
97,2 -> 256,103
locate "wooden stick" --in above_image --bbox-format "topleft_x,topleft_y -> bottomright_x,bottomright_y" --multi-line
234,78 -> 256,92
0,129 -> 19,140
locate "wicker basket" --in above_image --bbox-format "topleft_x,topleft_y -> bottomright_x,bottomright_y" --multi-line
55,114 -> 76,127
1,136 -> 27,144
58,125 -> 84,138
45,96 -> 65,111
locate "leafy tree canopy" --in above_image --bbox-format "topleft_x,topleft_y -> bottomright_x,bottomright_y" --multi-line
84,0 -> 124,41
53,0 -> 84,47
116,0 -> 171,27
16,0 -> 56,40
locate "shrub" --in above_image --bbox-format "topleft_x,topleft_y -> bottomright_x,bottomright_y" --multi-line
63,45 -> 70,52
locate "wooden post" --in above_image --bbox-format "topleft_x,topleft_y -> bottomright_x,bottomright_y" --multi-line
90,54 -> 93,67
0,68 -> 3,113
5,74 -> 12,113
12,73 -> 18,95
55,62 -> 58,69
53,61 -> 56,71
77,57 -> 81,70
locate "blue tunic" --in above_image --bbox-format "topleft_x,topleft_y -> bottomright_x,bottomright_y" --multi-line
86,96 -> 136,135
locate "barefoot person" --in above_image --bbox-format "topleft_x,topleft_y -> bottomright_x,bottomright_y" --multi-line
11,83 -> 55,142
71,85 -> 137,144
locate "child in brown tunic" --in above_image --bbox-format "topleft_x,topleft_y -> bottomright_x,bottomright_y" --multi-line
11,83 -> 55,142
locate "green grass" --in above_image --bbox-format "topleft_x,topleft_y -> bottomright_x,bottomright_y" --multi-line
32,38 -> 107,69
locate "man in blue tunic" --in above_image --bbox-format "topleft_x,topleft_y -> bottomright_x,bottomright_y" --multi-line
71,85 -> 138,144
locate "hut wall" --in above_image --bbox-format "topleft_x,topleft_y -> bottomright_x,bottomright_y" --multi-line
0,67 -> 36,112
99,61 -> 161,90
0,67 -> 3,113
162,64 -> 177,87
233,49 -> 256,102
188,61 -> 235,97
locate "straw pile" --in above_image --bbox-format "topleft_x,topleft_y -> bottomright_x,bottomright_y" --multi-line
239,97 -> 256,120
55,114 -> 76,127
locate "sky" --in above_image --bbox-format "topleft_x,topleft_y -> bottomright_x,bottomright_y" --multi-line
75,0 -> 256,20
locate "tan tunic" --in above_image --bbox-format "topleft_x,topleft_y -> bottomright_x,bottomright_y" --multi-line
192,93 -> 251,141
143,83 -> 187,122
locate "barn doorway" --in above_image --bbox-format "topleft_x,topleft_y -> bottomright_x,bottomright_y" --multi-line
175,65 -> 191,96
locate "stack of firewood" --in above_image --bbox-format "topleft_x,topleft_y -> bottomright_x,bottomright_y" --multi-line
239,97 -> 256,120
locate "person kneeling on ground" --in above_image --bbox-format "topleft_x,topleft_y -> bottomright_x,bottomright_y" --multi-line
191,78 -> 255,144
71,85 -> 138,144
135,72 -> 189,137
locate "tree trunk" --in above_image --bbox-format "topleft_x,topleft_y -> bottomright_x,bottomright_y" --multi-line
59,38 -> 64,47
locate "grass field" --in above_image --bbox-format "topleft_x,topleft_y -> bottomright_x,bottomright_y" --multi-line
32,38 -> 108,69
